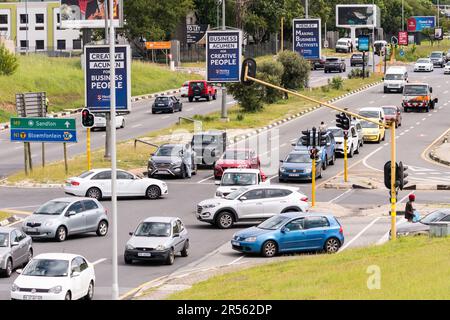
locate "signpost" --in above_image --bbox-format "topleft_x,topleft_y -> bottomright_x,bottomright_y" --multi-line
357,35 -> 370,79
292,18 -> 322,60
10,118 -> 77,143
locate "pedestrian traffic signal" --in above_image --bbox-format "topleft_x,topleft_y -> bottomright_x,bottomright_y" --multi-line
241,58 -> 257,86
81,108 -> 95,128
300,129 -> 310,147
318,131 -> 327,147
397,161 -> 408,190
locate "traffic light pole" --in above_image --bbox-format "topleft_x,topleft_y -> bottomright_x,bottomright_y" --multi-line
87,128 -> 91,170
344,134 -> 348,182
390,123 -> 397,240
311,155 -> 316,207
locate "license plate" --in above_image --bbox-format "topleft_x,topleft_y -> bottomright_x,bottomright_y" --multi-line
23,295 -> 42,300
231,241 -> 240,246
29,228 -> 38,233
158,104 -> 165,106
289,174 -> 300,177
138,252 -> 151,257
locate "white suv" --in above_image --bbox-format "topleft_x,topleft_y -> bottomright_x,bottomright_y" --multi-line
327,126 -> 360,157
196,185 -> 309,229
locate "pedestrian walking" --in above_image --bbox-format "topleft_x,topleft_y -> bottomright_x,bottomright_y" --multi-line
405,194 -> 416,222
319,121 -> 326,132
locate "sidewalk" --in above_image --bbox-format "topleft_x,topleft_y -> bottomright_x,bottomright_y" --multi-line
429,132 -> 450,167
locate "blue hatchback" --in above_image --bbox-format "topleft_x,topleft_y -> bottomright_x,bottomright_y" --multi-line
293,131 -> 336,170
231,212 -> 344,257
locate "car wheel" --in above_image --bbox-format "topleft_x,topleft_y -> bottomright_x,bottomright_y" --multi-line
404,107 -> 408,113
180,165 -> 187,179
188,97 -> 193,102
55,226 -> 67,242
324,237 -> 341,253
96,220 -> 108,236
355,143 -> 360,154
360,139 -> 364,147
2,258 -> 12,277
318,168 -> 322,179
348,145 -> 354,158
124,256 -> 132,265
146,185 -> 161,199
278,177 -> 286,183
86,187 -> 102,200
152,110 -> 156,114
207,95 -> 211,101
322,156 -> 327,170
213,94 -> 217,100
425,106 -> 429,113
121,120 -> 125,128
382,133 -> 385,141
215,211 -> 234,229
165,248 -> 175,265
261,240 -> 277,258
180,240 -> 189,257
64,291 -> 72,300
85,281 -> 94,300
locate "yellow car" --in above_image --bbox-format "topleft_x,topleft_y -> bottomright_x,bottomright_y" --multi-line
360,120 -> 385,143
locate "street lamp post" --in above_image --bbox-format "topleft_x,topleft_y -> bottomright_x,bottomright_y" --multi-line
220,0 -> 228,120
25,0 -> 28,54
402,0 -> 404,31
305,0 -> 309,18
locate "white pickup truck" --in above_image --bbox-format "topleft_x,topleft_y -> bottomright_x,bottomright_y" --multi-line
214,168 -> 268,198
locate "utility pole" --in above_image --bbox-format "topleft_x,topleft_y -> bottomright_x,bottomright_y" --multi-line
25,0 -> 28,54
220,0 -> 228,121
402,0 -> 404,31
281,17 -> 284,52
108,0 -> 119,300
104,0 -> 111,159
437,0 -> 440,28
372,0 -> 375,73
305,0 -> 309,18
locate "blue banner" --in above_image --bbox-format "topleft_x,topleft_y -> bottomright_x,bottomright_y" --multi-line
85,45 -> 131,112
358,35 -> 370,52
206,30 -> 242,82
407,16 -> 436,32
293,18 -> 322,59
10,129 -> 77,143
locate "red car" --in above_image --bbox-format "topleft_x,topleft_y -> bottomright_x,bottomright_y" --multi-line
188,80 -> 217,102
381,105 -> 402,128
214,148 -> 261,179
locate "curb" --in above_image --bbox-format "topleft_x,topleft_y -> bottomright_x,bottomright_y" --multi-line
0,215 -> 20,227
0,89 -> 182,131
403,184 -> 450,190
429,149 -> 450,167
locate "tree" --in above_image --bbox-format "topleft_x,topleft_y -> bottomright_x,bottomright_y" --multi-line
258,59 -> 284,103
0,44 -> 18,76
227,81 -> 265,113
277,50 -> 310,96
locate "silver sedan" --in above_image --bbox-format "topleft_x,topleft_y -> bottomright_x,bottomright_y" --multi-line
0,227 -> 33,277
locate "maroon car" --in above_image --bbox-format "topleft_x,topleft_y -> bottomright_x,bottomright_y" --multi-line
381,105 -> 402,128
214,148 -> 260,179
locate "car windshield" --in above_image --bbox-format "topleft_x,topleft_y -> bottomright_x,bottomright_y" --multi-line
155,146 -> 182,157
285,153 -> 311,163
361,121 -> 378,128
134,222 -> 171,237
352,54 -> 363,58
328,128 -> 343,137
420,210 -> 448,224
359,111 -> 380,118
221,173 -> 257,186
222,150 -> 249,160
385,74 -> 403,80
193,135 -> 217,145
430,53 -> 441,58
327,58 -> 339,62
155,97 -> 169,102
0,233 -> 8,247
404,85 -> 427,95
22,259 -> 69,277
258,215 -> 290,230
78,171 -> 93,178
337,41 -> 347,46
34,201 -> 70,215
417,59 -> 429,63
225,188 -> 248,200
382,107 -> 396,115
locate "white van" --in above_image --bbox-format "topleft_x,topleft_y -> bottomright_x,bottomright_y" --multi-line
336,38 -> 351,53
383,66 -> 408,93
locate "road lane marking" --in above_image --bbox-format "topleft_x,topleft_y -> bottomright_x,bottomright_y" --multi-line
92,258 -> 107,266
186,107 -> 194,111
227,255 -> 245,266
131,124 -> 143,128
362,146 -> 384,172
0,209 -> 32,215
161,116 -> 170,119
327,189 -> 353,203
420,127 -> 450,169
400,132 -> 405,135
369,101 -> 375,104
421,117 -> 426,121
416,122 -> 420,125
339,217 -> 382,252
376,219 -> 407,245
198,175 -> 214,183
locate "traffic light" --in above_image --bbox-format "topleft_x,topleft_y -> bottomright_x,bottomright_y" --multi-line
311,127 -> 317,147
384,161 -> 392,190
309,148 -> 319,160
300,129 -> 311,147
241,58 -> 257,86
397,161 -> 408,190
318,131 -> 327,146
81,108 -> 95,128
342,114 -> 350,130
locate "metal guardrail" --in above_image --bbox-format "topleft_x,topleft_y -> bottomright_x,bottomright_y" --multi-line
134,139 -> 159,150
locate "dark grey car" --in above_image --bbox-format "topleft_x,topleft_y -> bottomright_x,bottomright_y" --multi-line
0,227 -> 33,277
151,96 -> 182,114
396,209 -> 450,237
148,143 -> 197,178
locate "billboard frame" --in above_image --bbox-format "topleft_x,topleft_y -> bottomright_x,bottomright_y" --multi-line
407,16 -> 436,32
336,4 -> 380,28
292,18 -> 322,60
60,0 -> 124,29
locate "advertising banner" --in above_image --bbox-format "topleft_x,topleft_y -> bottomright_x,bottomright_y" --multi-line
60,0 -> 123,29
186,24 -> 209,44
292,18 -> 321,60
206,30 -> 242,82
84,45 -> 131,112
357,35 -> 370,52
398,31 -> 408,45
407,16 -> 436,32
434,28 -> 443,40
336,5 -> 379,28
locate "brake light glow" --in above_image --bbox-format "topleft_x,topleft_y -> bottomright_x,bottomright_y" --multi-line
71,181 -> 80,186
301,197 -> 308,202
339,226 -> 343,234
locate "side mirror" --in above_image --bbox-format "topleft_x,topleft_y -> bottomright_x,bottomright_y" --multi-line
11,241 -> 19,247
382,77 -> 384,80
279,160 -> 284,163
214,180 -> 220,185
173,233 -> 180,238
150,153 -> 155,157
67,211 -> 76,217
291,143 -> 296,146
281,227 -> 290,233
434,98 -> 439,103
71,271 -> 81,278
129,232 -> 133,236
239,196 -> 247,201
16,269 -> 23,274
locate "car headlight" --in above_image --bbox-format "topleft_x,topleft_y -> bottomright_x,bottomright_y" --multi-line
155,245 -> 166,251
279,167 -> 286,173
202,203 -> 219,209
216,191 -> 223,197
244,237 -> 257,242
44,221 -> 54,227
172,161 -> 183,167
126,244 -> 135,250
49,285 -> 62,294
11,283 -> 20,292
304,168 -> 312,173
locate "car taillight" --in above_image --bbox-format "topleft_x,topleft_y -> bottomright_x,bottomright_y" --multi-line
71,181 -> 80,186
339,226 -> 343,234
301,197 -> 308,202
105,209 -> 108,215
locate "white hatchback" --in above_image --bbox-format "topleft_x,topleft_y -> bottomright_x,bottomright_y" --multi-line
11,253 -> 95,300
64,168 -> 168,200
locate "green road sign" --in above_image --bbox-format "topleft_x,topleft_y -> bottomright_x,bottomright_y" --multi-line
10,117 -> 76,130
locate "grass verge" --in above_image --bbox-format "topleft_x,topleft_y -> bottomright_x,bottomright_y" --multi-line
0,211 -> 11,221
0,55 -> 202,123
168,236 -> 450,300
395,39 -> 450,62
6,74 -> 382,184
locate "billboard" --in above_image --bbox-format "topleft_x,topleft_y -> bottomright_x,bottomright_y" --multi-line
60,0 -> 123,29
434,27 -> 443,40
206,30 -> 242,83
357,35 -> 370,52
84,45 -> 131,112
336,5 -> 380,28
186,24 -> 209,44
407,16 -> 436,32
292,18 -> 321,60
398,31 -> 408,45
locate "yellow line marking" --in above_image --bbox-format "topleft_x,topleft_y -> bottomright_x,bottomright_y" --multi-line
119,275 -> 169,300
0,209 -> 32,216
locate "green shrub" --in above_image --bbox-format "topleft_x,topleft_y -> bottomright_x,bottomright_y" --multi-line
347,68 -> 370,79
227,82 -> 265,113
0,44 -> 18,76
329,76 -> 344,90
258,60 -> 284,104
236,113 -> 244,121
277,50 -> 310,92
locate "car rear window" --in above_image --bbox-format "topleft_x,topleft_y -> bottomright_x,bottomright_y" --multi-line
359,111 -> 380,118
190,82 -> 205,89
78,171 -> 93,178
327,58 -> 339,62
155,97 -> 170,102
404,85 -> 427,95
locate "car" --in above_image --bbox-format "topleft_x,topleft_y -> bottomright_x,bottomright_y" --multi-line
414,58 -> 433,72
214,148 -> 260,179
429,51 -> 445,68
279,150 -> 322,182
21,198 -> 109,242
358,106 -> 386,128
335,38 -> 351,53
327,126 -> 359,157
124,217 -> 189,265
215,168 -> 267,198
231,212 -> 344,257
351,119 -> 364,148
381,105 -> 402,128
11,253 -> 95,300
444,61 -> 450,74
360,120 -> 385,143
396,210 -> 450,237
402,83 -> 438,113
373,40 -> 387,56
383,66 -> 408,93
324,57 -> 346,73
148,143 -> 197,179
293,131 -> 336,170
0,227 -> 33,278
188,80 -> 217,102
151,95 -> 182,114
180,81 -> 189,97
91,113 -> 125,131
350,53 -> 367,67
64,169 -> 168,200
191,130 -> 227,167
310,56 -> 326,70
196,185 -> 309,229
